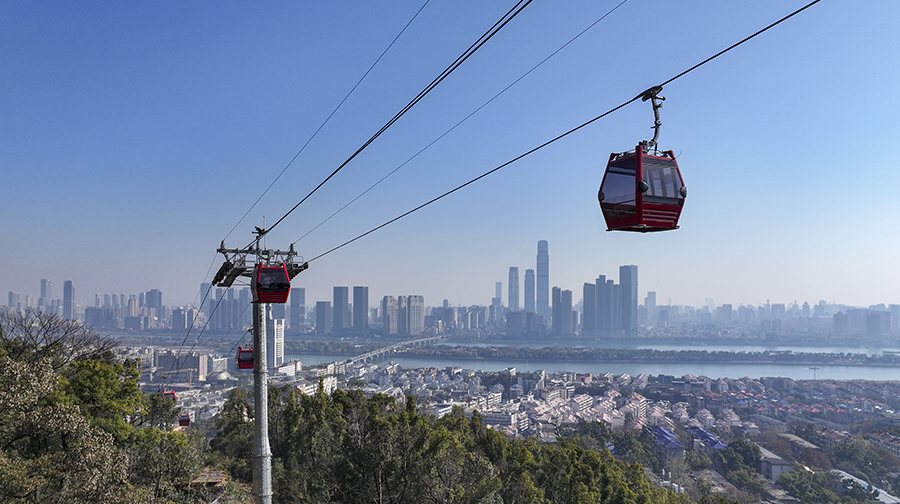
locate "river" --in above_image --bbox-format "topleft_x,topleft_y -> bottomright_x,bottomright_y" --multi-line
283,350 -> 900,382
113,332 -> 900,381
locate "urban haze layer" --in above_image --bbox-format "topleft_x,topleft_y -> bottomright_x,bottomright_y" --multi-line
7,241 -> 897,343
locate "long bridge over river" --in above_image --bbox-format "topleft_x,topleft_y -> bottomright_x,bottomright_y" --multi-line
346,335 -> 444,365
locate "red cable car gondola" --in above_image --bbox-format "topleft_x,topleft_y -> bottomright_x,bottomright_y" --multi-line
162,390 -> 176,402
251,263 -> 291,304
599,147 -> 686,232
236,346 -> 254,370
598,86 -> 686,232
179,412 -> 191,427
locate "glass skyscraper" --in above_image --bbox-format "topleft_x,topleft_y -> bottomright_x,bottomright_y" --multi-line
524,269 -> 535,313
508,267 -> 519,312
619,265 -> 638,337
536,240 -> 549,321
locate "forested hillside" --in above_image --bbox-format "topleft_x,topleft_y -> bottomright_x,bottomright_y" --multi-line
1,309 -> 726,503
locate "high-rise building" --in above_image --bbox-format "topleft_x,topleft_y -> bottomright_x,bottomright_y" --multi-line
495,282 -> 502,304
211,288 -> 224,330
536,240 -> 549,320
266,304 -> 285,369
39,279 -> 51,309
619,265 -> 638,337
333,286 -> 350,333
172,307 -> 197,332
381,296 -> 398,335
583,282 -> 597,334
146,288 -> 162,310
508,267 -> 519,312
290,287 -> 305,335
551,287 -> 559,332
63,280 -> 75,320
145,289 -> 163,323
644,291 -> 656,323
213,288 -> 237,332
397,296 -> 408,335
506,310 -> 524,337
406,295 -> 425,336
551,287 -> 573,336
524,269 -> 535,313
200,283 -> 213,318
238,288 -> 251,328
270,303 -> 286,324
595,276 -> 607,330
315,301 -> 332,334
353,286 -> 369,334
8,292 -> 19,309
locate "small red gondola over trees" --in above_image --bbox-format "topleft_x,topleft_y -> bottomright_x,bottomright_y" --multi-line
599,86 -> 686,232
236,346 -> 254,370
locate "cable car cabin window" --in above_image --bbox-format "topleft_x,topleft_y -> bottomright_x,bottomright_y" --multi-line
257,268 -> 290,292
642,158 -> 684,205
600,158 -> 637,218
252,264 -> 291,303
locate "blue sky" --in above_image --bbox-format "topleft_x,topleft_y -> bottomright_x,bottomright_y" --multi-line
2,1 -> 898,311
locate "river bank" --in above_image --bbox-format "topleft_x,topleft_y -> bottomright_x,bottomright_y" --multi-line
283,340 -> 900,367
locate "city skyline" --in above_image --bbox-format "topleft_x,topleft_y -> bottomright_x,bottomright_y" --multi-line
11,265 -> 895,322
12,271 -> 898,342
3,2 -> 899,310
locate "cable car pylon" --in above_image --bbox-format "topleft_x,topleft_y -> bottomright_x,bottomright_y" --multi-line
213,227 -> 308,504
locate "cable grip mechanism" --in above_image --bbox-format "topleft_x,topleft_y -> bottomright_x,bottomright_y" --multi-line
638,85 -> 665,153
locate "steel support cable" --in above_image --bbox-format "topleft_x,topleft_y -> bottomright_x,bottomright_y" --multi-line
657,0 -> 822,90
221,0 -> 433,244
305,0 -> 823,264
291,0 -> 630,247
159,252 -> 220,380
162,285 -> 226,386
161,273 -> 215,379
306,99 -> 634,263
251,0 -> 533,248
180,297 -> 252,375
164,290 -> 254,388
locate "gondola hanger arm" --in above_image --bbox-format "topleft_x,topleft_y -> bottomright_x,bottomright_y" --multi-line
638,86 -> 665,153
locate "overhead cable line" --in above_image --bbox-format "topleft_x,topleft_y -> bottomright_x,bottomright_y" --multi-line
178,298 -> 252,380
175,2 -> 434,383
292,0 -> 630,247
254,0 -> 534,246
154,253 -> 219,387
305,0 -> 823,263
221,0 -> 433,244
159,272 -> 254,388
161,284 -> 225,386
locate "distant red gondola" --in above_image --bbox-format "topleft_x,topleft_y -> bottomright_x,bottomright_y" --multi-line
598,86 -> 686,232
179,412 -> 191,427
236,346 -> 254,370
163,390 -> 177,402
251,263 -> 291,304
